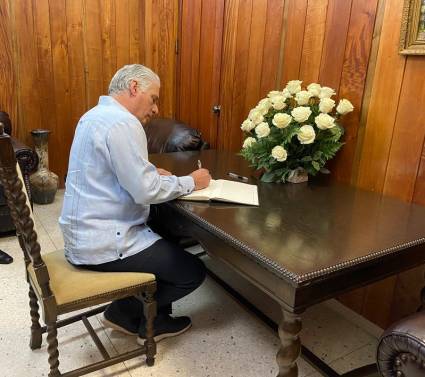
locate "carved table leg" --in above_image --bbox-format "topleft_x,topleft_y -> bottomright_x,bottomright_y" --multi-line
276,308 -> 302,377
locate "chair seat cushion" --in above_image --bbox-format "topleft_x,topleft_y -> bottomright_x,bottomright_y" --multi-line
28,250 -> 155,308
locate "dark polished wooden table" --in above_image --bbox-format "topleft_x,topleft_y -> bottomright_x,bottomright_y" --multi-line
149,149 -> 425,377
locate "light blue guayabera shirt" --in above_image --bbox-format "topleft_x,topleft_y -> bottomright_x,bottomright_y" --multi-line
59,96 -> 194,265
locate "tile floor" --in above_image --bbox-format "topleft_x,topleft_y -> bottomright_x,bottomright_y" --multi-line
0,190 -> 382,377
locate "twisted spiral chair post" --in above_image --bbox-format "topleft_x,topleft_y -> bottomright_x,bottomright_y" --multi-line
143,285 -> 157,366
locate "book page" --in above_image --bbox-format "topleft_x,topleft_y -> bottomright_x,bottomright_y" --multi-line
213,180 -> 259,206
178,179 -> 222,201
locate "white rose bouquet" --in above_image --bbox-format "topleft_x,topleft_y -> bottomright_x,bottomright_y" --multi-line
240,80 -> 354,183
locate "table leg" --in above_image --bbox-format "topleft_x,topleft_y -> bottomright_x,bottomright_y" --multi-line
276,308 -> 302,377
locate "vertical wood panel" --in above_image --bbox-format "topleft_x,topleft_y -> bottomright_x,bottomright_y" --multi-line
318,0 -> 352,89
383,57 -> 425,201
299,0 -> 328,84
279,0 -> 307,86
260,0 -> 285,95
331,0 -> 379,183
115,0 -> 130,68
13,0 -> 42,143
0,1 -> 17,128
197,0 -> 224,146
49,0 -> 72,186
66,0 -> 87,128
129,0 -> 141,64
100,0 -> 117,92
413,152 -> 425,206
356,0 -> 406,192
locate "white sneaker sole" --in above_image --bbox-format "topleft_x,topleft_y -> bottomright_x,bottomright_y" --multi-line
102,315 -> 138,336
137,322 -> 192,344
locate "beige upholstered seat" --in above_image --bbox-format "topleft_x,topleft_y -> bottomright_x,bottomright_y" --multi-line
0,125 -> 158,377
28,250 -> 155,310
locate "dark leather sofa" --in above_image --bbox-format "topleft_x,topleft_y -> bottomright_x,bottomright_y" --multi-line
0,111 -> 38,234
377,311 -> 425,376
143,117 -> 209,153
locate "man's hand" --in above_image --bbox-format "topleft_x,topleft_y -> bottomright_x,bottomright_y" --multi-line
157,168 -> 172,176
190,168 -> 211,190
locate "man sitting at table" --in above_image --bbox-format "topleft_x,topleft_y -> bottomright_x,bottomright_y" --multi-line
59,64 -> 211,343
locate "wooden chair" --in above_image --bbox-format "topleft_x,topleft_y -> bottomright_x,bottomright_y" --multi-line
0,124 -> 157,376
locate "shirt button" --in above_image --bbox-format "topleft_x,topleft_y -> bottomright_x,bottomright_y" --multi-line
117,232 -> 120,235
119,253 -> 123,257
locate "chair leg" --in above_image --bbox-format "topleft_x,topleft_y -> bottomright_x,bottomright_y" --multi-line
143,287 -> 157,367
28,285 -> 42,349
46,323 -> 60,377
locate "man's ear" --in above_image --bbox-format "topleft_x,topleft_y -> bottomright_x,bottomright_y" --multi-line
129,80 -> 139,97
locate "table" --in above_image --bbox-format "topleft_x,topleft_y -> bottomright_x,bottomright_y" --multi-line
149,149 -> 425,377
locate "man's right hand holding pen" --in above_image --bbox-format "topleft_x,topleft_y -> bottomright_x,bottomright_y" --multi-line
190,159 -> 211,190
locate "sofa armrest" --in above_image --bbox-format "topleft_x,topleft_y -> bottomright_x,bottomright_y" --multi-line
377,311 -> 425,376
143,117 -> 209,154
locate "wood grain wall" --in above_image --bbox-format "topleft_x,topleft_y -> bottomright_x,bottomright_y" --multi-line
0,0 -> 178,186
177,0 -> 425,328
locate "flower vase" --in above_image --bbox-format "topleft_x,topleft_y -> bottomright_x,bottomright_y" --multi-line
287,167 -> 308,183
29,129 -> 58,204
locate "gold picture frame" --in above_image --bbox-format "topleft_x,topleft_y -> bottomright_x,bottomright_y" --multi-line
400,0 -> 425,55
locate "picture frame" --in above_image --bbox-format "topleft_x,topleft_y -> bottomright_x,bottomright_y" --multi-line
400,0 -> 425,55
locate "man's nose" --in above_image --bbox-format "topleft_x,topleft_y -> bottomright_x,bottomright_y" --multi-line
152,104 -> 159,114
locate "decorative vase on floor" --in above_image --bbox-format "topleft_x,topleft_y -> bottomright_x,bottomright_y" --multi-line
29,129 -> 58,204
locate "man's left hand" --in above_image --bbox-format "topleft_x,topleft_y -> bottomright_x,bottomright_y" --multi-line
157,168 -> 172,176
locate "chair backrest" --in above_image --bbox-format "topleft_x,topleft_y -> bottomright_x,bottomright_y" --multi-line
0,124 -> 54,302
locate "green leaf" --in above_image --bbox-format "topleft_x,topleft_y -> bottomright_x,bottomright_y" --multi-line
312,161 -> 321,171
260,171 -> 277,182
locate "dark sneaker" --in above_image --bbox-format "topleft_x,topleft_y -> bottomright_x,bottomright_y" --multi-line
137,315 -> 192,344
103,305 -> 139,336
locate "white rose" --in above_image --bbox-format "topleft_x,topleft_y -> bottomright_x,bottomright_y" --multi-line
315,113 -> 335,129
336,99 -> 354,115
282,88 -> 292,99
255,99 -> 271,115
319,86 -> 336,99
307,83 -> 321,97
271,95 -> 287,110
267,90 -> 281,98
297,125 -> 316,144
255,122 -> 270,138
271,146 -> 288,162
319,98 -> 335,113
242,137 -> 256,148
291,106 -> 312,123
272,113 -> 292,129
248,109 -> 264,125
295,90 -> 312,105
241,118 -> 255,132
286,80 -> 303,94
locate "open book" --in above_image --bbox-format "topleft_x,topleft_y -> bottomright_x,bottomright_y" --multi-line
179,179 -> 259,206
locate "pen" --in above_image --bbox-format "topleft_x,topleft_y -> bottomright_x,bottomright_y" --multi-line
228,172 -> 249,182
197,159 -> 202,169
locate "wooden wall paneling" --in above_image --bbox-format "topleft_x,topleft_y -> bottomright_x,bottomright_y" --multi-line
83,0 -> 104,109
156,0 -> 178,118
13,0 -> 42,144
34,0 -> 57,145
0,1 -> 17,130
219,0 -> 253,152
413,149 -> 425,206
243,0 -> 268,113
318,0 -> 352,90
216,0 -> 239,150
260,0 -> 285,95
356,0 -> 406,193
100,0 -> 117,92
115,0 -> 130,69
129,0 -> 141,65
383,56 -> 425,201
66,0 -> 87,129
331,0 -> 379,184
49,0 -> 72,185
176,0 -> 198,125
196,0 -> 225,147
298,0 -> 328,85
279,0 -> 307,86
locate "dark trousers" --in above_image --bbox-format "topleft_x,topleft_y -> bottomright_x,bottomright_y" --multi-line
83,238 -> 206,320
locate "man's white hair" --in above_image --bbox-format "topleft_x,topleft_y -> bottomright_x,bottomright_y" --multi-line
108,64 -> 160,95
